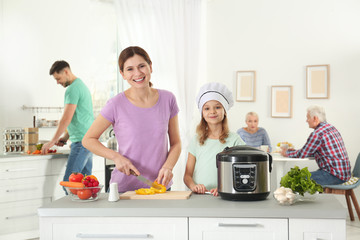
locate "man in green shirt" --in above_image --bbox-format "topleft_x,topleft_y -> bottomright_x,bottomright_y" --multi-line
42,61 -> 94,189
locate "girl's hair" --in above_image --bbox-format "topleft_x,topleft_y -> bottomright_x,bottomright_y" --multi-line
196,114 -> 229,145
118,46 -> 153,87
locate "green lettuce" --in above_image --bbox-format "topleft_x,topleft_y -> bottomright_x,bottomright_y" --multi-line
280,166 -> 323,196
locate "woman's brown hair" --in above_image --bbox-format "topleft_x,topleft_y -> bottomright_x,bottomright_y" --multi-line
196,114 -> 229,145
118,46 -> 153,87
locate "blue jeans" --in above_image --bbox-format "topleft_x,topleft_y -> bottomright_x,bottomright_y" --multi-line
311,169 -> 345,186
63,142 -> 93,193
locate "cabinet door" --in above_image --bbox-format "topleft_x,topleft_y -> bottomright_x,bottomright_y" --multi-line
289,219 -> 346,240
0,198 -> 50,235
40,217 -> 187,240
1,176 -> 54,203
0,159 -> 51,179
189,218 -> 288,240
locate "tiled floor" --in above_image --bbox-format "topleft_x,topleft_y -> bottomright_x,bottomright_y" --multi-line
347,217 -> 360,240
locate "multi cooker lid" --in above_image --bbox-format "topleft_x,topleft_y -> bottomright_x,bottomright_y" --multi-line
216,145 -> 268,163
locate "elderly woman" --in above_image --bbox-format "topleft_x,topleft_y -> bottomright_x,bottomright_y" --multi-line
236,112 -> 272,152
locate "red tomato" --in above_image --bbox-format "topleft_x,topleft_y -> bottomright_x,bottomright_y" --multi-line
69,188 -> 78,195
69,173 -> 84,182
77,189 -> 92,200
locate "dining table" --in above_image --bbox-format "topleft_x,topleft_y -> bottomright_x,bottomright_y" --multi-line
271,152 -> 314,188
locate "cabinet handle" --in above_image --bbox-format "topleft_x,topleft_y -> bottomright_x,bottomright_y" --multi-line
6,167 -> 37,172
6,187 -> 38,192
218,223 -> 262,228
75,233 -> 151,238
5,213 -> 37,220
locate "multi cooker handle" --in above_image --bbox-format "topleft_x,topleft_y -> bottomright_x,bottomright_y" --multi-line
223,145 -> 262,152
268,153 -> 273,173
222,145 -> 273,173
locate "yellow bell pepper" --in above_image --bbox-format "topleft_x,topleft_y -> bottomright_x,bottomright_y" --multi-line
151,181 -> 166,193
134,181 -> 167,195
135,188 -> 156,195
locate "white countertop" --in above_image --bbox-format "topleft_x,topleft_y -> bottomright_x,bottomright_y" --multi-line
38,193 -> 346,219
0,151 -> 69,161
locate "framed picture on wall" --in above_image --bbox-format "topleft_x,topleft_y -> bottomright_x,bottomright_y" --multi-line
236,71 -> 256,102
306,64 -> 330,99
271,85 -> 293,118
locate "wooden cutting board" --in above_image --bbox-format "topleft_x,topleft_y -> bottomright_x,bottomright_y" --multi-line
120,191 -> 192,200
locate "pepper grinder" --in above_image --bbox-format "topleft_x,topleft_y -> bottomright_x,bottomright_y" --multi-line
108,182 -> 120,202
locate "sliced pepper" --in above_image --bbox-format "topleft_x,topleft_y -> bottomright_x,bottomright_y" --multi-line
151,181 -> 166,193
134,181 -> 167,195
135,188 -> 156,195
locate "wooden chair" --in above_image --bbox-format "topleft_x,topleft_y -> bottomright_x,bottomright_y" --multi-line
323,153 -> 360,221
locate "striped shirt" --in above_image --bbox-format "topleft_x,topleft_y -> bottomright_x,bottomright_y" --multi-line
286,122 -> 351,181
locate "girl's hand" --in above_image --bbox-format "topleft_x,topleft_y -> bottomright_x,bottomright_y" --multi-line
210,188 -> 219,196
113,154 -> 139,176
156,167 -> 173,187
191,184 -> 208,194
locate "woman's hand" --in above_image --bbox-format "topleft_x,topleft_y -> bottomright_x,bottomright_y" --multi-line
156,167 -> 173,187
210,188 -> 219,196
191,184 -> 208,194
113,154 -> 139,176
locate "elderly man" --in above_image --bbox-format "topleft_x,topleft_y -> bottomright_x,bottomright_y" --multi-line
281,105 -> 351,185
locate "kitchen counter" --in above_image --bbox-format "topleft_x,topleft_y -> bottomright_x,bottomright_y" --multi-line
38,193 -> 346,219
38,193 -> 347,240
0,151 -> 69,161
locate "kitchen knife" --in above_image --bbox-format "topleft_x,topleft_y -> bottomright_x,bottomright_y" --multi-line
130,170 -> 162,190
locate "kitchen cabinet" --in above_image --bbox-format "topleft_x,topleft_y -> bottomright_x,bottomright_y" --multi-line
38,194 -> 347,240
40,217 -> 187,240
189,218 -> 288,240
289,219 -> 346,240
0,153 -> 104,240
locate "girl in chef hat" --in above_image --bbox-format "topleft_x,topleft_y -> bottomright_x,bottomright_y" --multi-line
184,82 -> 245,196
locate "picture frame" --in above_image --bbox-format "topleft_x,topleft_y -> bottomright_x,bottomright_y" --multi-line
236,71 -> 256,102
306,64 -> 330,99
271,85 -> 293,118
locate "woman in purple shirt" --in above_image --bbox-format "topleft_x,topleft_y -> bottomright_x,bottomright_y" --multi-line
83,46 -> 181,192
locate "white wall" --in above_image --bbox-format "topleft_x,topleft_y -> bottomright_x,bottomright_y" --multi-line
207,0 -> 360,164
0,0 -> 116,145
206,0 -> 360,203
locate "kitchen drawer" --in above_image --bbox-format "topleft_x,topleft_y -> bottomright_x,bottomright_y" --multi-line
0,198 -> 51,235
1,176 -> 53,203
0,159 -> 51,179
40,217 -> 188,240
50,157 -> 67,175
289,218 -> 346,240
189,217 -> 288,240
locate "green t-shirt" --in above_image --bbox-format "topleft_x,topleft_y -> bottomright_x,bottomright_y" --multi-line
188,132 -> 245,190
64,78 -> 94,143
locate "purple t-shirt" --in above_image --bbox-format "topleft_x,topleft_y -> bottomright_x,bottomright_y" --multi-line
101,89 -> 179,192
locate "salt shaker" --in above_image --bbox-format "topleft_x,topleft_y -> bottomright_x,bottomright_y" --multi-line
108,182 -> 120,202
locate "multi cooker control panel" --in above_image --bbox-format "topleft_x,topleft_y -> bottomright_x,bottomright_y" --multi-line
232,163 -> 256,192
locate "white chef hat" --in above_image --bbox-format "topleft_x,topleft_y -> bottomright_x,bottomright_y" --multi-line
196,82 -> 234,114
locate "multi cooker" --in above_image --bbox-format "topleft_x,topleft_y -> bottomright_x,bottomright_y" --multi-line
216,145 -> 272,201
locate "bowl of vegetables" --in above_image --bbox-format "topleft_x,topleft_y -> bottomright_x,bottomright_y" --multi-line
274,166 -> 323,205
64,185 -> 103,202
60,173 -> 103,202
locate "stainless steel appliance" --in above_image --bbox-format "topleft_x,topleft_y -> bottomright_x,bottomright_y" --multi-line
104,158 -> 115,192
216,146 -> 272,201
105,129 -> 117,192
